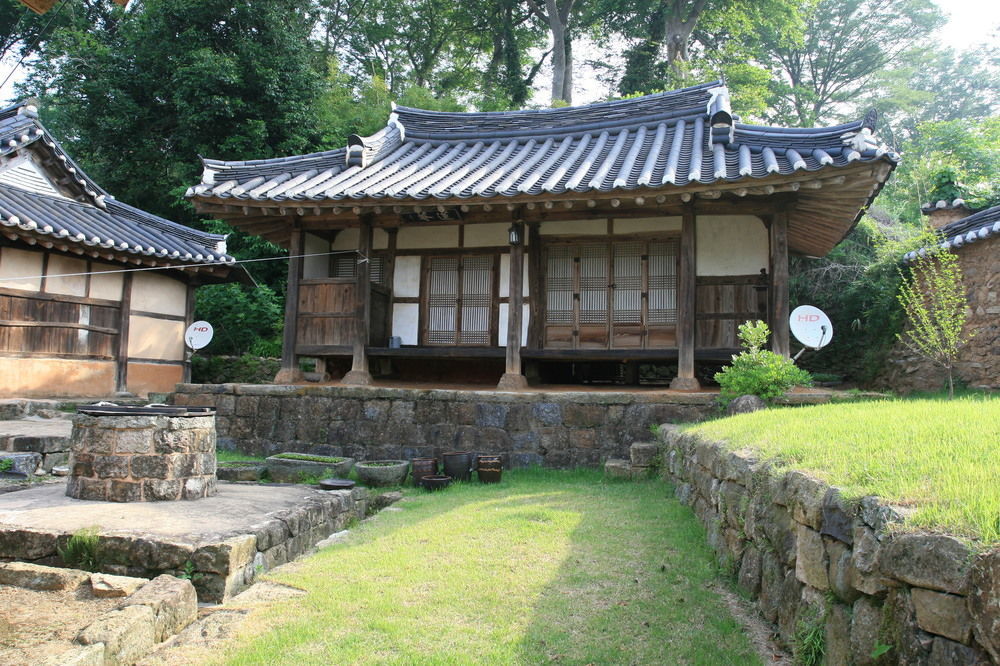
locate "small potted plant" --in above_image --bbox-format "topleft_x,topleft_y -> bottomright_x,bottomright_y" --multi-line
355,460 -> 409,487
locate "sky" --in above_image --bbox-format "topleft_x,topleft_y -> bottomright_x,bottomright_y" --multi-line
0,0 -> 998,105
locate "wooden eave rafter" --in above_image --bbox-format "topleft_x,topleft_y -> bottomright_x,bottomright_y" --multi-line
0,227 -> 232,280
191,160 -> 892,257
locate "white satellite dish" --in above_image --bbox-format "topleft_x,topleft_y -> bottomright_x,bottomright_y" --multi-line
789,305 -> 833,350
184,321 -> 214,350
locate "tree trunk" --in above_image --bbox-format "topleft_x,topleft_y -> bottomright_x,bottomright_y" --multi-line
562,34 -> 573,103
550,15 -> 566,104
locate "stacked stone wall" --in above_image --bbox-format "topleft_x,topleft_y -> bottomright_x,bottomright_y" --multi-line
658,426 -> 998,664
168,384 -> 722,467
880,240 -> 999,392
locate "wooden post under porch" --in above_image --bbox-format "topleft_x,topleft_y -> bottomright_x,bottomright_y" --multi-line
669,202 -> 700,390
274,224 -> 305,384
498,220 -> 528,390
342,215 -> 375,385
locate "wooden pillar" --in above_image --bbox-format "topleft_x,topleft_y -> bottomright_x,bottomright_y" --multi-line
770,206 -> 791,357
498,221 -> 528,390
526,222 -> 543,348
384,227 -> 398,342
115,272 -> 133,393
182,281 -> 195,384
274,224 -> 305,384
342,216 -> 374,386
670,202 -> 701,390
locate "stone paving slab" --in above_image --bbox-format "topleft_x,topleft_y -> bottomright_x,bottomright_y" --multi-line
0,419 -> 73,440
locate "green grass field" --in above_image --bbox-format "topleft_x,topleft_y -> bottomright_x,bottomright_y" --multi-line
214,470 -> 759,665
689,394 -> 1000,543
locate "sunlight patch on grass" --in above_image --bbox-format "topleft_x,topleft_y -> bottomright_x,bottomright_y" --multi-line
689,395 -> 1000,542
213,471 -> 760,665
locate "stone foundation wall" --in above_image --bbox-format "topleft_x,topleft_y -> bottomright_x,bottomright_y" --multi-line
0,486 -> 369,603
658,426 -> 998,664
168,383 -> 719,467
68,414 -> 217,502
879,241 -> 999,392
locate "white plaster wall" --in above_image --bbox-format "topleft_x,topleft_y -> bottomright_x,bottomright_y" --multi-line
332,228 -> 357,250
398,225 -> 459,249
373,228 -> 388,250
45,255 -> 88,297
0,247 -> 42,291
127,315 -> 185,360
303,233 -> 329,278
498,254 -> 530,298
130,272 -> 187,316
540,219 -> 607,236
615,217 -> 682,234
696,215 -> 768,276
498,303 -> 529,346
464,223 -> 508,247
391,302 -> 419,345
89,262 -> 123,301
393,256 -> 421,297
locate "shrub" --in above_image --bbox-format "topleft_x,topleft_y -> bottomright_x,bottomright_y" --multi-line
58,527 -> 102,572
715,321 -> 812,404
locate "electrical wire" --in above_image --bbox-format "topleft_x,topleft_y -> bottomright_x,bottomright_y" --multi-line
0,249 -> 365,282
0,0 -> 70,92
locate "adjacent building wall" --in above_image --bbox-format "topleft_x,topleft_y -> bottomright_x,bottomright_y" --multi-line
880,239 -> 999,391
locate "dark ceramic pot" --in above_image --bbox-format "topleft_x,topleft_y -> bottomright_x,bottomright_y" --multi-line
441,451 -> 472,482
411,458 -> 438,487
422,475 -> 452,491
476,455 -> 503,483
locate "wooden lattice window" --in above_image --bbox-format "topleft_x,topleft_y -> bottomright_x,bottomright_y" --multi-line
647,240 -> 678,325
423,255 -> 494,346
330,254 -> 386,286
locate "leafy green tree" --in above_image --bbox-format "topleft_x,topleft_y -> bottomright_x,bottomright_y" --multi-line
896,244 -> 972,399
763,0 -> 943,126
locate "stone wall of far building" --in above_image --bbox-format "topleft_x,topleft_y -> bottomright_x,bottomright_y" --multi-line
879,239 -> 998,392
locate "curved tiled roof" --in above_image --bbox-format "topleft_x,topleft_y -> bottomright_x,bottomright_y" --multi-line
0,102 -> 235,266
188,82 -> 897,204
904,204 -> 1000,261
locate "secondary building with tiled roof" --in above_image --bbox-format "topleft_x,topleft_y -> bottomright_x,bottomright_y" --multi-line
0,102 -> 242,397
187,81 -> 898,390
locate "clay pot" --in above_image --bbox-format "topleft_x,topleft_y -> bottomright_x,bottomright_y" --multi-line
476,455 -> 503,484
441,451 -> 473,482
422,475 -> 452,491
411,458 -> 438,487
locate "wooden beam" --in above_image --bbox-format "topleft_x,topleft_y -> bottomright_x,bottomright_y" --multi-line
384,227 -> 398,343
771,205 -> 791,357
498,221 -> 528,390
183,282 -> 195,383
670,202 -> 700,390
526,222 -> 543,348
115,273 -> 133,393
274,225 -> 305,383
341,216 -> 374,386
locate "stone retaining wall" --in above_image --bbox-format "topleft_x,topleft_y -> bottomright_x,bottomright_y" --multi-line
168,383 -> 720,467
658,426 -> 998,664
0,486 -> 369,603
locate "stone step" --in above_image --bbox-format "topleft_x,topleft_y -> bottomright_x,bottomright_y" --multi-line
0,419 -> 73,473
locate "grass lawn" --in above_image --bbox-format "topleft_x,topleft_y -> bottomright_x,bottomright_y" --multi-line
689,394 -> 1000,543
216,449 -> 267,463
212,470 -> 760,665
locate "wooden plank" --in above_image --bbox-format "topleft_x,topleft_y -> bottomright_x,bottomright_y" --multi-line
0,286 -> 121,308
384,228 -> 398,342
0,320 -> 118,335
527,223 -> 543,348
183,281 -> 195,383
771,206 -> 791,357
116,273 -> 132,392
670,202 -> 700,389
499,222 -> 527,388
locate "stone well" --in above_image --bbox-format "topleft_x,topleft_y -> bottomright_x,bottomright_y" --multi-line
67,411 -> 217,502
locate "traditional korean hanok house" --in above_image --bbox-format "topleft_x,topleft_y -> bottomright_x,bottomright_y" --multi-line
0,102 -> 241,397
186,82 -> 897,389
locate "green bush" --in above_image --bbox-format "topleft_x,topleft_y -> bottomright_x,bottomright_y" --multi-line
58,527 -> 103,572
715,321 -> 812,404
191,354 -> 280,384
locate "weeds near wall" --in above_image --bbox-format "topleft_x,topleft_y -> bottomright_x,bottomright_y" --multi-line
792,603 -> 827,666
58,527 -> 103,572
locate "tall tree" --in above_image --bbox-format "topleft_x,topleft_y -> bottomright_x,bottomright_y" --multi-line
525,0 -> 588,104
763,0 -> 944,126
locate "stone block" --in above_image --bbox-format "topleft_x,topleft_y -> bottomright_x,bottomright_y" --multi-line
0,562 -> 89,591
47,643 -> 105,666
826,539 -> 861,603
129,537 -> 195,571
9,435 -> 67,454
0,451 -> 41,476
109,429 -> 155,454
41,451 -> 69,473
911,587 -> 972,644
885,588 -> 934,665
737,545 -> 762,597
77,604 -> 156,665
795,524 -> 829,590
825,603 -> 852,666
123,574 -> 197,642
967,549 -> 1000,662
629,442 -> 659,467
851,596 -> 884,666
562,403 -> 606,428
66,476 -> 108,501
775,470 -> 826,529
108,480 -> 142,502
71,452 -> 93,478
928,636 -> 991,665
91,573 -> 147,598
129,455 -> 170,480
192,535 -> 257,575
604,458 -> 631,479
880,534 -> 971,594
142,478 -> 182,501
92,454 -> 129,479
532,402 -> 562,426
820,489 -> 854,544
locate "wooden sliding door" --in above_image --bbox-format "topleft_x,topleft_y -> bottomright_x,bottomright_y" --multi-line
543,237 -> 678,349
423,254 -> 494,346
